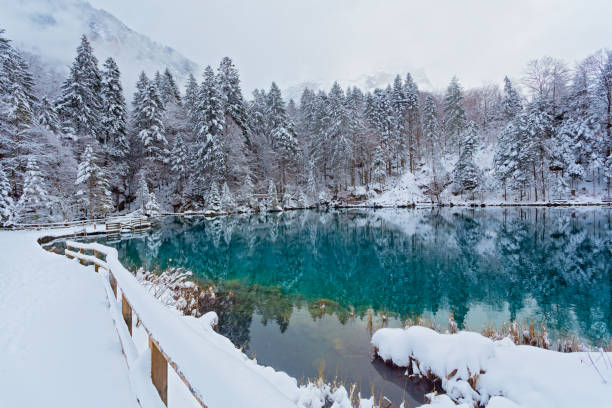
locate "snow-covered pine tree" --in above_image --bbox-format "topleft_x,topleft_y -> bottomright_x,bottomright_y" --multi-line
101,57 -> 128,156
453,121 -> 480,197
74,155 -> 110,217
16,158 -> 51,222
183,73 -> 199,125
193,66 -> 226,193
132,71 -> 149,111
220,182 -> 236,211
0,164 -> 14,223
443,76 -> 467,151
422,94 -> 439,165
206,181 -> 221,212
325,82 -> 353,190
4,82 -> 34,133
217,57 -> 248,140
38,97 -> 60,133
75,145 -> 113,219
135,81 -> 167,162
265,180 -> 280,210
55,35 -> 102,139
160,68 -> 181,106
145,190 -> 161,216
404,72 -> 420,171
372,145 -> 386,186
0,29 -> 37,112
390,74 -> 408,167
267,82 -> 298,188
240,173 -> 256,210
305,161 -> 318,205
137,172 -> 150,211
501,76 -> 522,122
170,133 -> 189,192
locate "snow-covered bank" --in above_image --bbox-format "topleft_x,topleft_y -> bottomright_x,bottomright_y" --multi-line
0,230 -> 138,407
2,226 -> 380,407
372,326 -> 612,408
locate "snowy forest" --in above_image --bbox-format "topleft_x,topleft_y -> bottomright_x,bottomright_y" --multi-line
1,29 -> 612,224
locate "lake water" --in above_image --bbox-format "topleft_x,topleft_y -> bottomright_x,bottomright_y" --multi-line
88,208 -> 611,406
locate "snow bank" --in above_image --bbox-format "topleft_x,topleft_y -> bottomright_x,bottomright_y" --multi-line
373,326 -> 612,407
368,172 -> 426,206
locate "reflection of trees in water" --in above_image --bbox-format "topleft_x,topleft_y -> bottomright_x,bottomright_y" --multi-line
103,208 -> 612,343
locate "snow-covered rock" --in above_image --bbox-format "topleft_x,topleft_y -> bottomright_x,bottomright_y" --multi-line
373,326 -> 612,408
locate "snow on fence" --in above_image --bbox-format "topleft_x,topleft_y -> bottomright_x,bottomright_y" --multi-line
63,240 -> 295,408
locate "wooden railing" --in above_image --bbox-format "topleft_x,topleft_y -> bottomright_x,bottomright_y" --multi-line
64,241 -> 206,407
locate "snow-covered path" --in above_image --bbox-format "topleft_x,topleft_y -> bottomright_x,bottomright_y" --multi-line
0,230 -> 139,408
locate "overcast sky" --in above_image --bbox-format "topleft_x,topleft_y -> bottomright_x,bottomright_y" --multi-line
88,0 -> 612,92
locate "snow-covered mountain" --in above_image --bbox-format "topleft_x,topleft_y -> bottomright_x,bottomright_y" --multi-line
2,0 -> 199,96
284,69 -> 433,102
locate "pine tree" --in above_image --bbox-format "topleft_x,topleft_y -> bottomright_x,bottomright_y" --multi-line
267,82 -> 298,188
75,145 -> 113,219
56,35 -> 102,138
38,97 -> 60,133
16,158 -> 51,222
137,172 -> 150,210
501,76 -> 522,121
240,173 -> 256,210
326,82 -> 353,189
5,82 -> 34,132
390,75 -> 409,164
372,145 -> 386,185
217,57 -> 248,139
160,68 -> 181,106
101,57 -> 128,156
183,73 -> 199,125
133,71 -> 149,111
192,66 -> 226,194
443,76 -> 466,149
145,190 -> 161,215
206,181 -> 221,212
0,164 -> 13,223
453,121 -> 480,197
404,72 -> 421,171
170,133 -> 189,191
220,182 -> 236,211
422,94 -> 440,165
134,81 -> 167,161
265,180 -> 280,210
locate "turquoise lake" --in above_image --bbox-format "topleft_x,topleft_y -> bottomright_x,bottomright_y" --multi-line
90,208 -> 611,406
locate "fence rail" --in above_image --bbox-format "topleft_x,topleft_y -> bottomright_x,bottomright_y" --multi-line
64,241 -> 206,407
62,240 -> 295,408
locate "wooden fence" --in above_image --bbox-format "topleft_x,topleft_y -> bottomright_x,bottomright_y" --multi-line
64,241 -> 207,407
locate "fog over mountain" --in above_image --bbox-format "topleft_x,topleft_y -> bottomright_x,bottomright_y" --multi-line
2,0 -> 198,96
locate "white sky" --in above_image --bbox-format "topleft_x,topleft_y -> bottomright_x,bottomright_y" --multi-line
88,0 -> 612,92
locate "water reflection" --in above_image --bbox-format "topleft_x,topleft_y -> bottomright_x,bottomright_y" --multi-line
94,208 -> 611,404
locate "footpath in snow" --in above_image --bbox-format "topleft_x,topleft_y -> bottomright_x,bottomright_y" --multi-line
0,229 -> 139,408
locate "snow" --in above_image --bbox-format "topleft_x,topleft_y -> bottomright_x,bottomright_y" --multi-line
372,326 -> 612,407
369,171 -> 425,206
0,229 -> 138,407
1,224 -> 378,407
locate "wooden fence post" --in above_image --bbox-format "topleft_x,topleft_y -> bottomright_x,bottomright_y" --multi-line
93,250 -> 99,273
109,272 -> 117,298
122,294 -> 132,335
79,248 -> 85,265
150,336 -> 168,405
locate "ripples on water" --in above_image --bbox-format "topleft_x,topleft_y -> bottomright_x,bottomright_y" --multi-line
92,208 -> 611,405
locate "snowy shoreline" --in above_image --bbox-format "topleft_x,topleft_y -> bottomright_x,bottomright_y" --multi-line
372,326 -> 612,408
